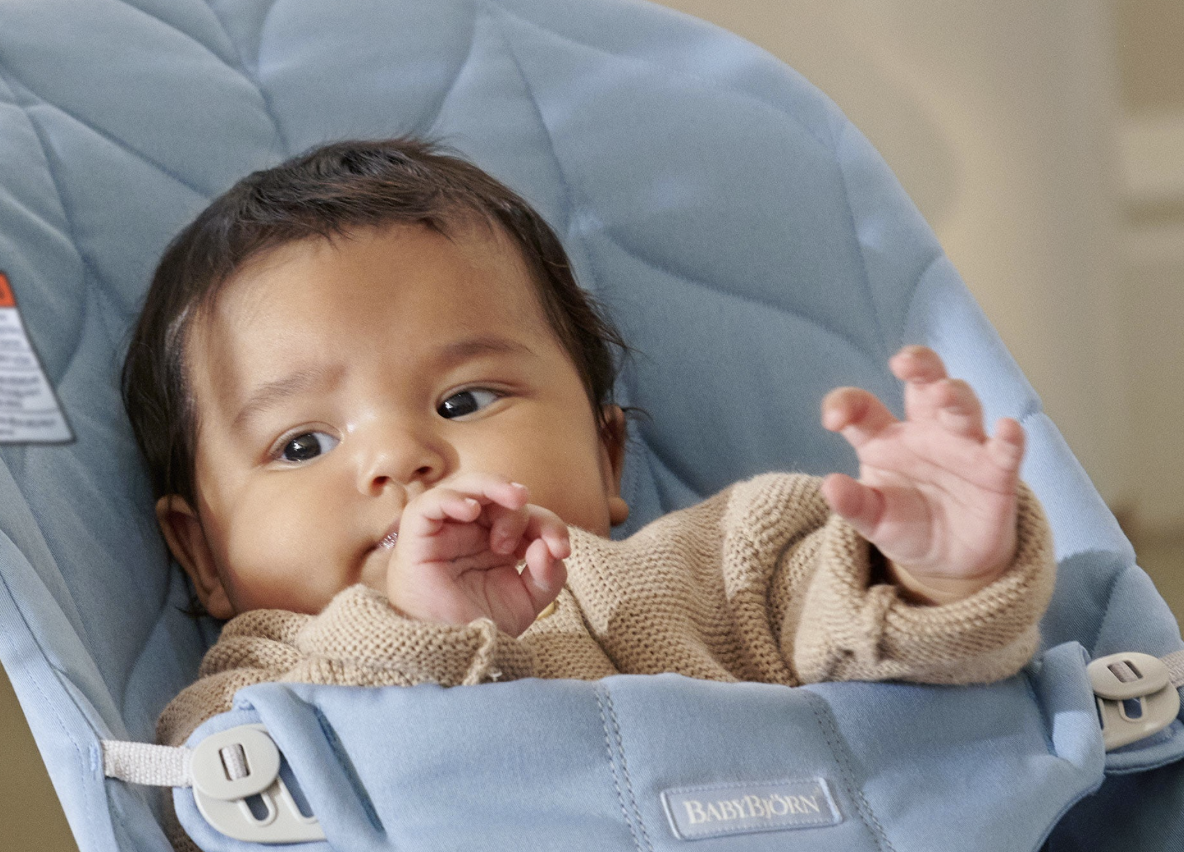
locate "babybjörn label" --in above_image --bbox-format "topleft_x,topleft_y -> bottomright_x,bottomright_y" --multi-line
662,778 -> 842,840
0,272 -> 72,443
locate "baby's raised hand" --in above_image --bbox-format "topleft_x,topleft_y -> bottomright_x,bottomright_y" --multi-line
821,346 -> 1025,604
385,473 -> 570,636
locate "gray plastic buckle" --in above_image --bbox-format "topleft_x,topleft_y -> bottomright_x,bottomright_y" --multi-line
1088,652 -> 1181,751
190,724 -> 325,843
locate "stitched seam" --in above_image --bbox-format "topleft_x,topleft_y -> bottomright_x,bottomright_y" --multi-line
1,68 -> 212,203
0,540 -> 100,837
833,119 -> 933,362
602,688 -> 654,852
118,0 -> 268,100
421,5 -> 480,137
832,117 -> 888,359
489,0 -> 835,152
0,61 -> 110,663
309,702 -> 384,832
806,693 -> 895,852
0,66 -> 97,389
118,558 -> 185,728
4,0 -> 269,199
595,685 -> 646,852
899,250 -> 948,346
604,231 -> 875,359
1023,667 -> 1058,756
1015,398 -> 1045,429
202,0 -> 288,156
481,0 -> 579,255
1085,564 -> 1130,659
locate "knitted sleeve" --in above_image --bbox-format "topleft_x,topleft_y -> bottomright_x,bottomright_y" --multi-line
156,586 -> 533,746
783,479 -> 1056,685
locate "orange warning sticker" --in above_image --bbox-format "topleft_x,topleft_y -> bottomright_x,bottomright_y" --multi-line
0,271 -> 73,443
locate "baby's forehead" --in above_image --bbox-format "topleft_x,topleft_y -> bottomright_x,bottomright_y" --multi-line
185,222 -> 552,380
227,220 -> 533,299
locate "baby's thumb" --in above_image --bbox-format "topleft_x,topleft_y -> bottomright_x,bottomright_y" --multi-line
820,473 -> 883,540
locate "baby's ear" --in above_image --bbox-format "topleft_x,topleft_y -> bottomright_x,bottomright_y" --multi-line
155,495 -> 235,620
600,405 -> 630,526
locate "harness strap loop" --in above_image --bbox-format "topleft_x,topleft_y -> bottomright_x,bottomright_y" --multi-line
101,740 -> 191,787
1161,649 -> 1184,689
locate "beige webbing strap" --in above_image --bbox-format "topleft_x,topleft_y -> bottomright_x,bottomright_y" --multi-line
1162,649 -> 1184,690
101,740 -> 191,787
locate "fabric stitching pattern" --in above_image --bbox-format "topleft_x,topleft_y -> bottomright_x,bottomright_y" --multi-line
1086,562 -> 1132,661
602,687 -> 655,852
310,703 -> 385,833
120,0 -> 251,78
1022,667 -> 1058,756
806,692 -> 896,852
481,0 -> 578,245
602,230 -> 877,360
0,67 -> 95,393
1015,396 -> 1045,429
418,3 -> 481,138
595,684 -> 649,852
0,62 -> 111,670
0,546 -> 95,837
491,0 -> 836,152
833,119 -> 920,362
1,67 -> 215,204
202,0 -> 288,157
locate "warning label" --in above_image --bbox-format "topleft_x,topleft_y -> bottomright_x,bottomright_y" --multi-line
0,271 -> 73,443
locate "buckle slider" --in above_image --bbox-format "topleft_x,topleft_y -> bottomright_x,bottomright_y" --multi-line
189,724 -> 325,843
1088,652 -> 1181,751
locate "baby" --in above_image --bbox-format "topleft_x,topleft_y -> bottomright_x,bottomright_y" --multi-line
122,138 -> 1054,750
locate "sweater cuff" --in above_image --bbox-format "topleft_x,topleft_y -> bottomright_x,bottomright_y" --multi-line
293,585 -> 536,687
794,481 -> 1056,685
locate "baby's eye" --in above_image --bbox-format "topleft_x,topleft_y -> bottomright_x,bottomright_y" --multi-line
278,431 -> 339,463
437,389 -> 500,420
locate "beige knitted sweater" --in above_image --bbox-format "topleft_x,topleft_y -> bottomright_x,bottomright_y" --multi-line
158,473 -> 1055,747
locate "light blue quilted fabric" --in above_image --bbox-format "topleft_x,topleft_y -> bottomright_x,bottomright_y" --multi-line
0,1 -> 1180,850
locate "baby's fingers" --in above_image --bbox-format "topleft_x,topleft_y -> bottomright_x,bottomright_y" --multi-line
486,503 -> 531,555
923,378 -> 986,440
893,347 -> 987,439
889,345 -> 948,384
402,488 -> 484,537
519,506 -> 571,562
987,417 -> 1026,473
822,387 -> 897,449
520,537 -> 568,612
820,473 -> 885,540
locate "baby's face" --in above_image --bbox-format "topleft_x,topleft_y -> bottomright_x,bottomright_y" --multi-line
158,224 -> 624,618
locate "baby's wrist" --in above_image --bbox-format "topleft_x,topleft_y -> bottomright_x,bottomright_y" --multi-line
881,558 -> 1006,606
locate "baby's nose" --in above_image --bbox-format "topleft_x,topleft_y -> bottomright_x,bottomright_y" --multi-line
356,428 -> 449,495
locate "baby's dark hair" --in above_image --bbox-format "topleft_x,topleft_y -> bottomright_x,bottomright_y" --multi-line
122,137 -> 626,506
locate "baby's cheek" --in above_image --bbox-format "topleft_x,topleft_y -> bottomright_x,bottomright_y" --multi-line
218,505 -> 347,613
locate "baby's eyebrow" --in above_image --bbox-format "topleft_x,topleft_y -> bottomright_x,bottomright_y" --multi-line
232,366 -> 339,433
435,335 -> 534,366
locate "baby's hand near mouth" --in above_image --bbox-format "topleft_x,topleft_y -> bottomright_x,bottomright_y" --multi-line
385,473 -> 570,636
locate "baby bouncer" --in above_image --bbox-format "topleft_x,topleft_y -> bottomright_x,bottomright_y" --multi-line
1,0 -> 1182,849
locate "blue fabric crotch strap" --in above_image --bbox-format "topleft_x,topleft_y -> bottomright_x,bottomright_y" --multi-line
173,643 -> 1106,852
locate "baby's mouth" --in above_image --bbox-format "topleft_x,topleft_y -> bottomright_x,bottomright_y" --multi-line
379,526 -> 399,550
